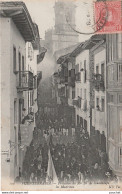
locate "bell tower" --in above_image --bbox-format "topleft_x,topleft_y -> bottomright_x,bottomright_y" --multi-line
54,0 -> 77,34
45,0 -> 79,55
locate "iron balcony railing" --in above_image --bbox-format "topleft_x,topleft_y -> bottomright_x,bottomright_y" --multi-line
17,71 -> 33,91
75,72 -> 81,82
73,97 -> 81,108
93,73 -> 105,91
58,87 -> 65,97
60,76 -> 68,84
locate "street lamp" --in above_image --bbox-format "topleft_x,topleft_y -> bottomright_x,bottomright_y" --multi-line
5,140 -> 28,163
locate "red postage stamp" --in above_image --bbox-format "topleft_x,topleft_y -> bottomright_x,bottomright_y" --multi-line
94,0 -> 122,34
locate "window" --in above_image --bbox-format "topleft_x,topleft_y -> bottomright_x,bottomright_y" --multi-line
13,47 -> 16,73
75,64 -> 79,73
77,115 -> 79,125
77,88 -> 79,97
80,89 -> 82,98
64,68 -> 68,77
101,98 -> 105,112
120,109 -> 122,141
31,91 -> 34,106
119,148 -> 122,166
69,70 -> 71,77
28,44 -> 33,60
96,65 -> 99,74
22,56 -> 24,71
14,153 -> 17,167
119,95 -> 122,103
19,52 -> 21,72
72,91 -> 75,99
84,119 -> 87,131
109,94 -> 114,103
108,65 -> 114,82
109,106 -> 116,139
68,88 -> 70,98
96,97 -> 99,107
117,63 -> 122,83
71,69 -> 75,77
118,33 -> 122,59
80,62 -> 82,70
84,89 -> 86,99
109,34 -> 112,61
111,34 -> 114,61
80,117 -> 83,127
30,92 -> 32,106
101,63 -> 104,79
84,60 -> 86,83
14,99 -> 17,124
14,126 -> 17,166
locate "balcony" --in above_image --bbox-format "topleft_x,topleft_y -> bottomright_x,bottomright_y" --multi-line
76,72 -> 81,82
73,99 -> 78,106
37,71 -> 42,88
17,71 -> 33,92
107,62 -> 122,89
68,77 -> 75,87
93,74 -> 105,91
73,97 -> 81,108
92,109 -> 106,133
60,76 -> 68,84
60,96 -> 68,105
58,87 -> 65,97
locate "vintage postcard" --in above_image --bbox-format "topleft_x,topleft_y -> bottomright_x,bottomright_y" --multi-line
0,0 -> 122,191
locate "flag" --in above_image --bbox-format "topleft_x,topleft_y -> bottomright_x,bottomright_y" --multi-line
46,149 -> 58,184
37,47 -> 47,64
37,71 -> 42,87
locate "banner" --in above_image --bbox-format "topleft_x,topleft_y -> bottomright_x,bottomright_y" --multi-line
46,149 -> 58,184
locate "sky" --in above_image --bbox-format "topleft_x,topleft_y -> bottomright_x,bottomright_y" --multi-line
23,0 -> 94,41
21,0 -> 94,79
23,0 -> 55,40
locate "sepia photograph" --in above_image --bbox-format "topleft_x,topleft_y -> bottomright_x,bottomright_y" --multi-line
0,0 -> 122,191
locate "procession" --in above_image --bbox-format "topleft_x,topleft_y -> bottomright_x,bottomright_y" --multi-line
20,110 -> 117,185
0,0 -> 122,190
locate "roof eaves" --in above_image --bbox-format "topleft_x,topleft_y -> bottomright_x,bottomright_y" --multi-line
0,1 -> 36,41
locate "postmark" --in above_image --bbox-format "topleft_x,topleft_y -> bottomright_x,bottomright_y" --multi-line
65,0 -> 122,35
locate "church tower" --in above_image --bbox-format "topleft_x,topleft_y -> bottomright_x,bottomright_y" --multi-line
53,0 -> 79,51
45,0 -> 79,55
54,0 -> 76,34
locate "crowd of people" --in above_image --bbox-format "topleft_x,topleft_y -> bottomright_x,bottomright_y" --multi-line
22,141 -> 48,183
50,140 -> 116,184
20,111 -> 117,184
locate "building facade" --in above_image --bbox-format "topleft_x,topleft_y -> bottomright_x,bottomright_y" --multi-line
91,40 -> 107,152
0,2 -> 42,185
106,33 -> 122,179
74,49 -> 91,134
